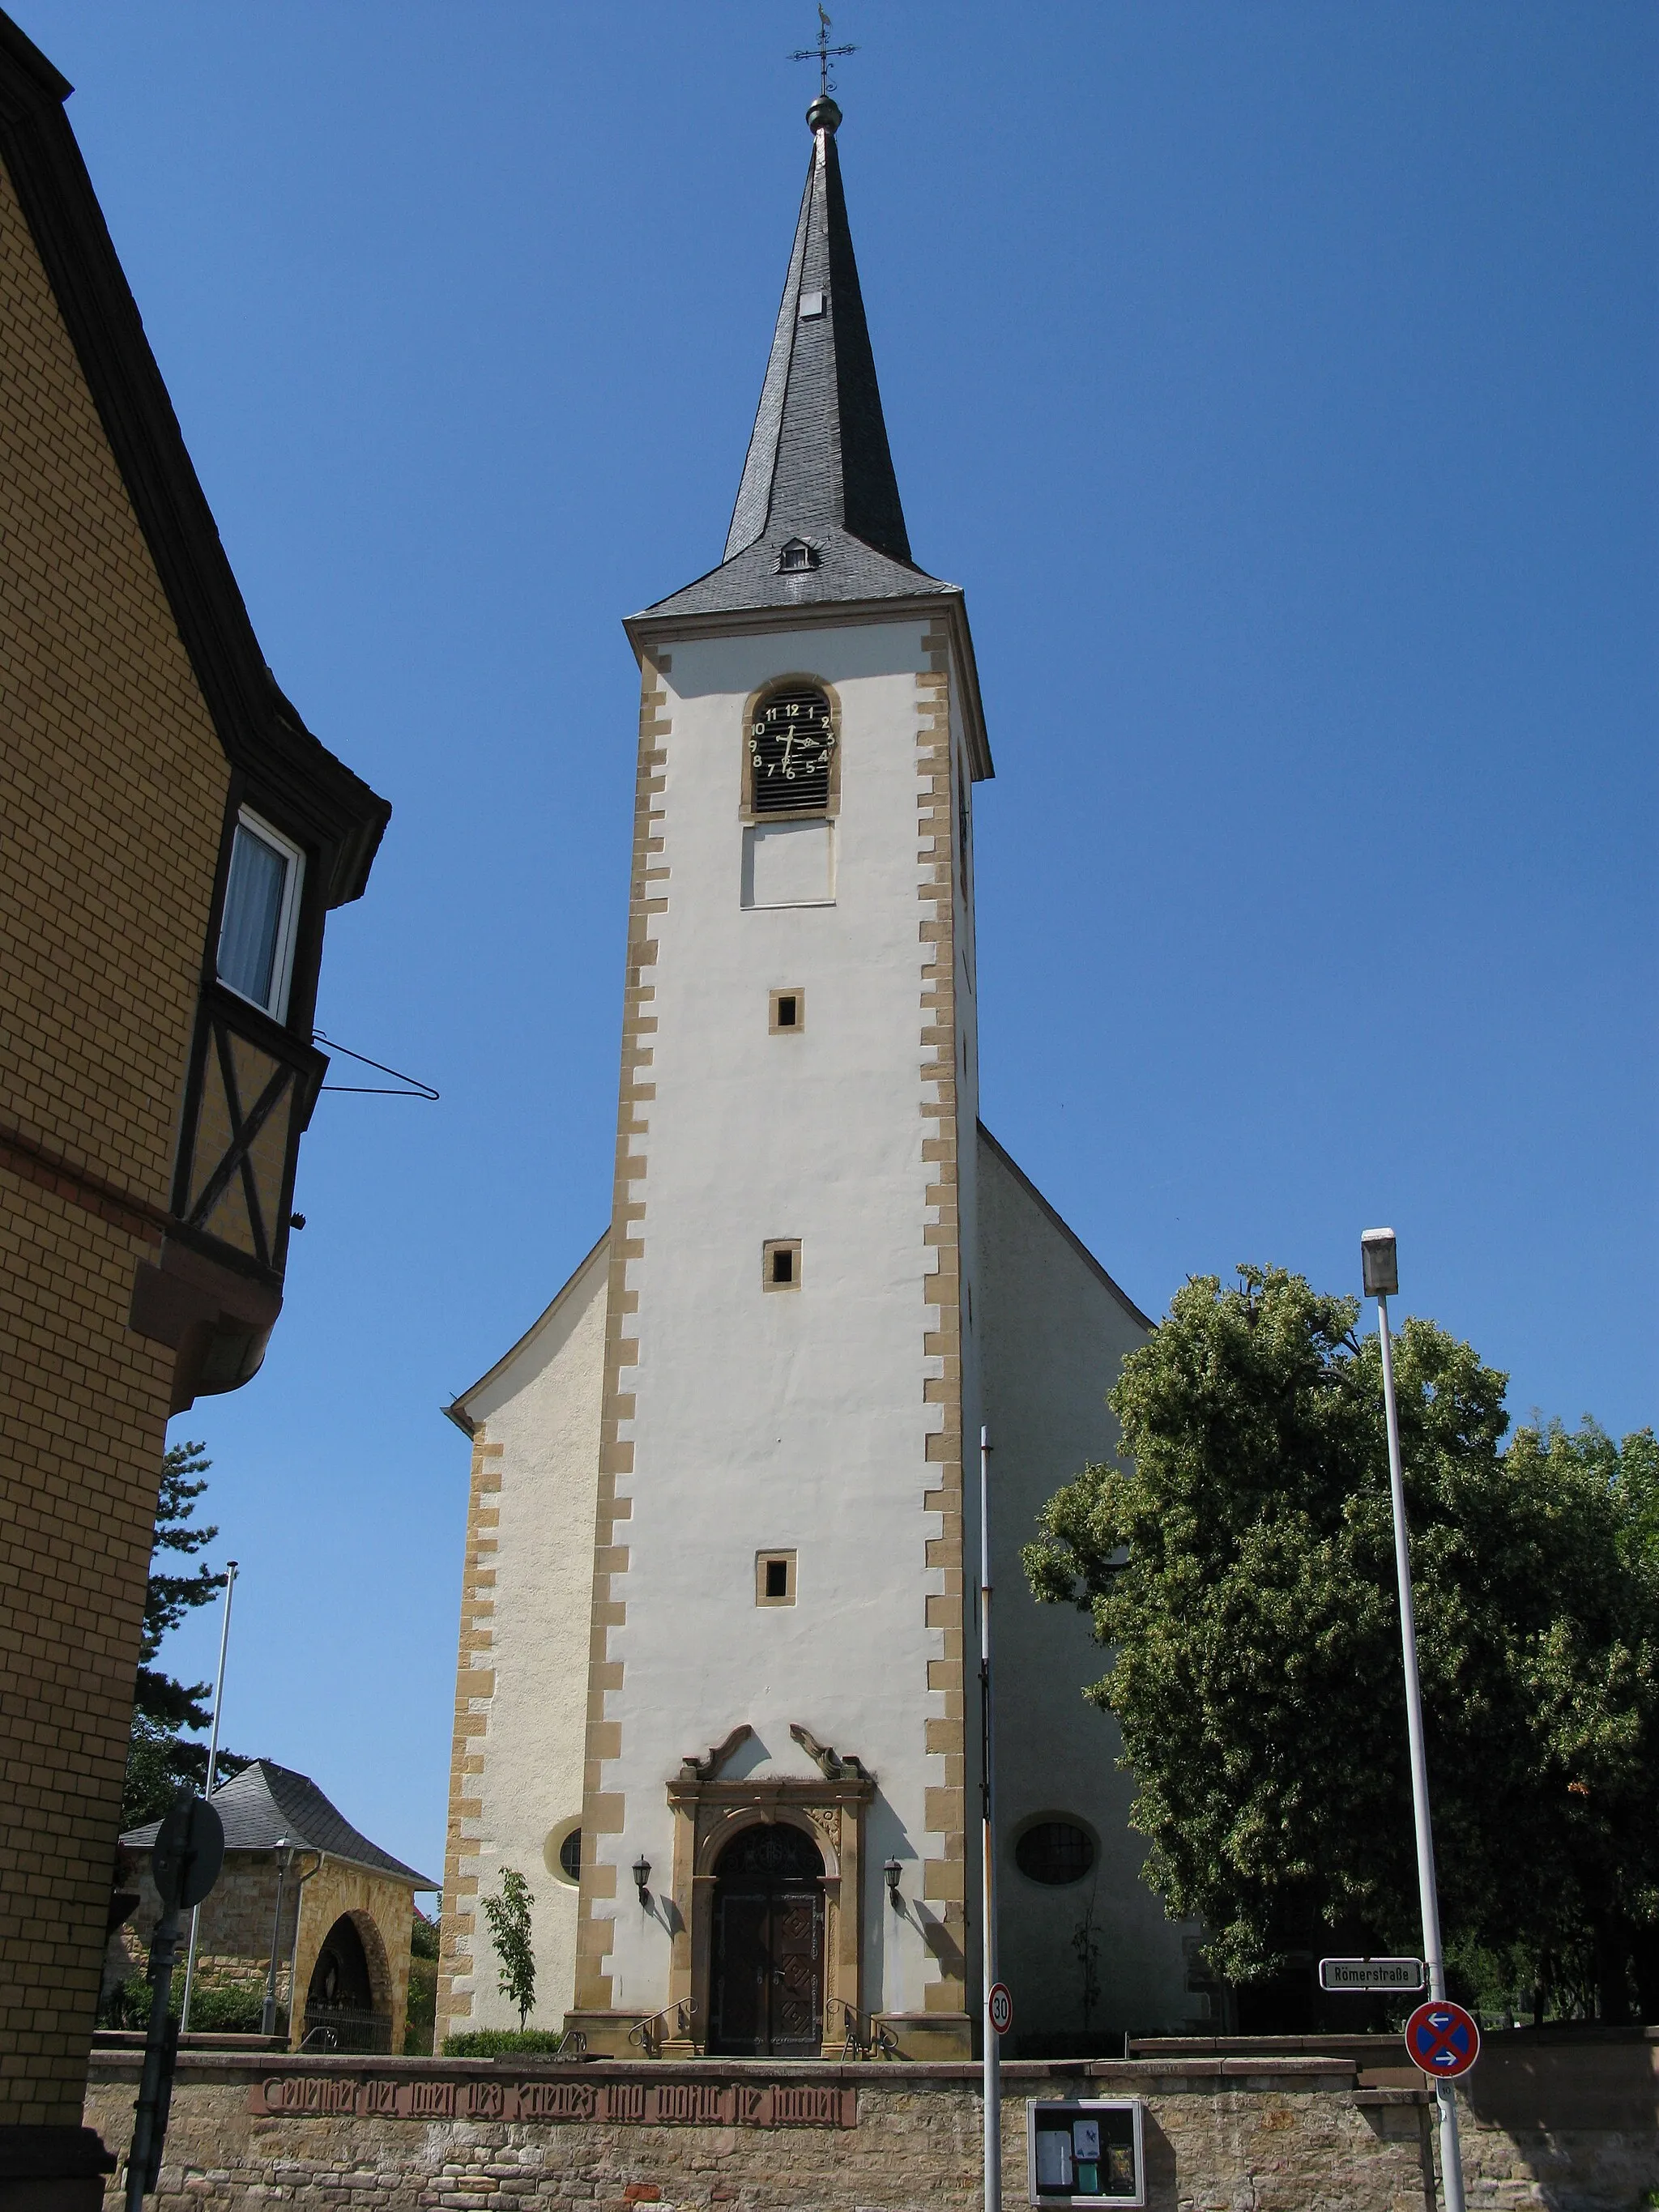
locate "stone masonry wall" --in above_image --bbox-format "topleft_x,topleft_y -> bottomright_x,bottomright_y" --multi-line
87,2055 -> 1435,2212
0,122 -> 231,2127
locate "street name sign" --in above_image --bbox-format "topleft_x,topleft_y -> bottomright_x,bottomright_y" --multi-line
1318,1956 -> 1425,1993
1405,2000 -> 1481,2079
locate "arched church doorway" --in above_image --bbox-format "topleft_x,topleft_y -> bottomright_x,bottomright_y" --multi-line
709,1822 -> 824,2056
303,1912 -> 388,2052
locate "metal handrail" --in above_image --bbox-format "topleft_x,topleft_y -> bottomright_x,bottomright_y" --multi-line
626,2000 -> 697,2057
834,1999 -> 902,2061
300,2003 -> 390,2054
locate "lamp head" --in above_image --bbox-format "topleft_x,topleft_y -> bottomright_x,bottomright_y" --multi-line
1360,1228 -> 1398,1299
632,1855 -> 652,1906
883,1858 -> 902,1909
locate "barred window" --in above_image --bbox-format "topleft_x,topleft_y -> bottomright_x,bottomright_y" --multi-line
1015,1821 -> 1095,1886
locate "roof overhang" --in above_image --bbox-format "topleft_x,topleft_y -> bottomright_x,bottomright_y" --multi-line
623,588 -> 994,784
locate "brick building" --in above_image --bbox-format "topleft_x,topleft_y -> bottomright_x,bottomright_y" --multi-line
113,1764 -> 437,2056
0,13 -> 388,2205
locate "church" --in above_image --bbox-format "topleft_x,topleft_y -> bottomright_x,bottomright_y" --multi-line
436,92 -> 1204,2061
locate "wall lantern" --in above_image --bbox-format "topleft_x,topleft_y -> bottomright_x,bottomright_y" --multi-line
633,1856 -> 652,1908
884,1858 -> 902,1910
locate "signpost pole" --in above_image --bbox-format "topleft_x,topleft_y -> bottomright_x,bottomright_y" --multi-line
180,1558 -> 237,2031
126,1795 -> 223,2210
125,1876 -> 183,2212
979,1426 -> 1001,2212
1364,1233 -> 1467,2212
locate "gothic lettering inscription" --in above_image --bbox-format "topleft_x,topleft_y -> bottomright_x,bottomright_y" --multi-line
774,2086 -> 850,2127
245,2074 -> 855,2128
259,2078 -> 359,2116
518,2082 -> 598,2122
650,2083 -> 727,2125
405,2081 -> 456,2118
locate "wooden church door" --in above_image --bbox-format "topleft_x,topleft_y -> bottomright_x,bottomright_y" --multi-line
709,1823 -> 825,2056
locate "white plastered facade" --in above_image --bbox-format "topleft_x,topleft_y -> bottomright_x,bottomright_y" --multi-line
591,613 -> 975,2044
441,1235 -> 607,2035
441,617 -> 1201,2053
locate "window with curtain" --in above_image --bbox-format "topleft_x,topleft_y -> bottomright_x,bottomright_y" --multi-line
216,810 -> 303,1021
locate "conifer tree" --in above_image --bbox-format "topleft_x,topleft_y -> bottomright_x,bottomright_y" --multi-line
122,1442 -> 249,1828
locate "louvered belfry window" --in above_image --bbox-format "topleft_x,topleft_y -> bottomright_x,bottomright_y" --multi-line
748,684 -> 835,815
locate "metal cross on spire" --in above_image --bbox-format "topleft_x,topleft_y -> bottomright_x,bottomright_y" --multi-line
789,3 -> 856,96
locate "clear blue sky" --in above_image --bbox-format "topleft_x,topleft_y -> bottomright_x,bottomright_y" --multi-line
22,3 -> 1653,1889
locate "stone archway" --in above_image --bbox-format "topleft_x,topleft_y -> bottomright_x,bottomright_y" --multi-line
303,1911 -> 391,2052
708,1822 -> 825,2057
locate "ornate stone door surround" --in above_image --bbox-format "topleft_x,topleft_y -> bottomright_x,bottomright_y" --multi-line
664,1725 -> 874,2058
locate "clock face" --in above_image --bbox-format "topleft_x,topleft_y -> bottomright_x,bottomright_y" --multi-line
748,686 -> 835,813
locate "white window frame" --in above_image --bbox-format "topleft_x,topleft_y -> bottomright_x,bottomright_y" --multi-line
218,806 -> 305,1025
1026,2099 -> 1145,2210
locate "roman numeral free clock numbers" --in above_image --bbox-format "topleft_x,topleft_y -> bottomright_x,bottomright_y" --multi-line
748,684 -> 835,814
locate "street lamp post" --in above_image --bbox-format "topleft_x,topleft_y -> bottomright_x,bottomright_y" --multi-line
979,1426 -> 1001,2212
1361,1229 -> 1467,2212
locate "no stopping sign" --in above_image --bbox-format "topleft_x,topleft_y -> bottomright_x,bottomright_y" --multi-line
1405,2000 -> 1480,2079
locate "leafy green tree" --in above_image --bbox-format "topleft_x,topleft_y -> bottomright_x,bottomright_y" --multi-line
481,1869 -> 536,2029
122,1442 -> 249,1830
1023,1267 -> 1658,2016
1500,1419 -> 1659,2016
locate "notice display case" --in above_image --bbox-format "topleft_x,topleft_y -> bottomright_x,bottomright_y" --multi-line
1026,2099 -> 1145,2208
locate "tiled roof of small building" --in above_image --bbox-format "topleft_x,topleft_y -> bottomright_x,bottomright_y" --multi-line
122,1759 -> 436,1888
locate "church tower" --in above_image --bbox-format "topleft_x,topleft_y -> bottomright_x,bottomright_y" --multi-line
570,85 -> 986,2056
439,94 -> 1198,2062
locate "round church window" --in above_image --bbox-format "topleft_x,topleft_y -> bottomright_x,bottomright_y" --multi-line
1014,1820 -> 1095,1886
544,1819 -> 582,1886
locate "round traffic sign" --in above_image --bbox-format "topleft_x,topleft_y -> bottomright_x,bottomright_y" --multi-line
987,1982 -> 1013,2037
151,1794 -> 224,1911
1405,1999 -> 1480,2079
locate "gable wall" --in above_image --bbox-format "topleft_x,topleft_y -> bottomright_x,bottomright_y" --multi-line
976,1132 -> 1200,2045
437,1239 -> 608,2042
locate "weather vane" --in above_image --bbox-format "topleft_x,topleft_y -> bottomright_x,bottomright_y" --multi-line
789,3 -> 856,97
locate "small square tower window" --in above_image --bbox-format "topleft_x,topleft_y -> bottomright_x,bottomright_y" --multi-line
770,988 -> 805,1034
756,1551 -> 796,1605
763,1239 -> 801,1290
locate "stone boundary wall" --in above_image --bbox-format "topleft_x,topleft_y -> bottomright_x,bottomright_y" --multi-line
87,2052 -> 1434,2212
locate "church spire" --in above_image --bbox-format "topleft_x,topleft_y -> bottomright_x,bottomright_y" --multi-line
638,96 -> 957,620
723,94 -> 911,568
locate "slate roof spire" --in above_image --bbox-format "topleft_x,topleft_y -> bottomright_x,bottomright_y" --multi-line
725,92 -> 911,568
640,96 -> 957,621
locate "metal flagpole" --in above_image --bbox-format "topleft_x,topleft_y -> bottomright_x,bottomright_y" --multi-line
180,1558 -> 237,2031
1365,1234 -> 1466,2212
979,1426 -> 1001,2212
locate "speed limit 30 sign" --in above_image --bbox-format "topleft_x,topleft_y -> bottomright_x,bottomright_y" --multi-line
987,1982 -> 1013,2037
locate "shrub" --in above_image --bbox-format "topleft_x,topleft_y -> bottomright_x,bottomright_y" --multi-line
187,1984 -> 267,2033
442,2029 -> 571,2056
